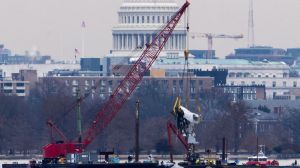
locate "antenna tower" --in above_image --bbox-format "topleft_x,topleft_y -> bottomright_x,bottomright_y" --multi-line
248,0 -> 255,47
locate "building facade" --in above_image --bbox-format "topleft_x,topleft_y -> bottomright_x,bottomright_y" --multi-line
40,76 -> 214,99
226,46 -> 295,65
0,69 -> 37,97
109,0 -> 186,58
0,80 -> 30,96
215,85 -> 266,101
152,58 -> 300,100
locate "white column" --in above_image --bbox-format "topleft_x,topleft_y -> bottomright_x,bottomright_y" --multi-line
172,35 -> 175,49
119,34 -> 122,50
132,35 -> 134,49
123,34 -> 126,50
176,34 -> 178,50
138,34 -> 141,48
117,35 -> 120,50
123,34 -> 125,50
122,34 -> 124,50
125,34 -> 128,50
129,34 -> 132,50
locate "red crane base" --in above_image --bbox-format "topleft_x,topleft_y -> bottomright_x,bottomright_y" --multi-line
43,143 -> 83,159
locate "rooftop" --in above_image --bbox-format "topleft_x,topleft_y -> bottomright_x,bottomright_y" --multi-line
156,58 -> 287,66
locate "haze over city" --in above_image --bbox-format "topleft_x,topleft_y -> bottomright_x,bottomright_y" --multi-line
3,0 -> 300,166
0,0 -> 299,60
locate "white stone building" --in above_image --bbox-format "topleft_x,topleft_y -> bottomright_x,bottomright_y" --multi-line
153,58 -> 300,100
109,0 -> 187,58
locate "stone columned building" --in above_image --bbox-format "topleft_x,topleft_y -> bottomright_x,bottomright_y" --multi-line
109,0 -> 187,59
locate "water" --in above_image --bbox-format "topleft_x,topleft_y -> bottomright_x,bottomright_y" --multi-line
0,159 -> 299,168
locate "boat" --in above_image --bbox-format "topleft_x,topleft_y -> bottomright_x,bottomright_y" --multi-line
245,146 -> 279,166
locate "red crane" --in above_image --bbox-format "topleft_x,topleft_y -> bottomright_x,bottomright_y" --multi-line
43,1 -> 190,160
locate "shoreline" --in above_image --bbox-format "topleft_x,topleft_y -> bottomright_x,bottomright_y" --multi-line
1,154 -> 300,161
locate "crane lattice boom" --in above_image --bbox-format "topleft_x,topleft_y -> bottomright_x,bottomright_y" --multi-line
43,1 -> 190,159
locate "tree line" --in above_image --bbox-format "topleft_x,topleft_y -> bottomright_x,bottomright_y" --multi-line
0,80 -> 300,155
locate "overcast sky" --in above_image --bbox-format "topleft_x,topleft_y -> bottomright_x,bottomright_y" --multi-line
0,0 -> 300,60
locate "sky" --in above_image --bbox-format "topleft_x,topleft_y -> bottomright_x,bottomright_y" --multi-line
0,0 -> 300,60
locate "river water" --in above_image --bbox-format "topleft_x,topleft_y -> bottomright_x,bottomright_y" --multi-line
1,159 -> 300,168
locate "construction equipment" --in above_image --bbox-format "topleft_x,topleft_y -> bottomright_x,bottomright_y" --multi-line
167,97 -> 201,163
43,1 -> 190,162
190,33 -> 243,59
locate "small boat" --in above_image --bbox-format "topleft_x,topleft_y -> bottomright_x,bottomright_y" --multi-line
245,146 -> 279,166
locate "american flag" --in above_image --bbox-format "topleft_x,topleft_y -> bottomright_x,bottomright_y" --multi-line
81,21 -> 86,28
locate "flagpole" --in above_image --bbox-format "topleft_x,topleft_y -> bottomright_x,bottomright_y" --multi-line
81,21 -> 85,59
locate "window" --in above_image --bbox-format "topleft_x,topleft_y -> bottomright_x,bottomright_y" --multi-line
162,16 -> 165,23
142,16 -> 145,23
167,16 -> 170,22
179,80 -> 183,86
124,16 -> 127,23
172,87 -> 176,94
132,16 -> 135,23
273,75 -> 276,78
191,80 -> 196,87
65,80 -> 70,86
16,83 -> 25,87
262,81 -> 266,86
272,81 -> 276,87
294,81 -> 297,87
241,81 -> 245,85
100,80 -> 106,86
152,16 -> 155,23
228,73 -> 235,78
147,16 -> 150,23
137,16 -> 139,23
231,81 -> 234,85
252,81 -> 255,85
4,90 -> 12,93
72,87 -> 77,96
190,87 -> 195,93
128,16 -> 131,23
100,94 -> 105,99
72,80 -> 78,86
258,75 -> 261,78
173,80 -> 176,85
85,80 -> 90,86
16,90 -> 25,93
283,81 -> 287,87
157,16 -> 160,23
100,86 -> 105,93
199,80 -> 203,85
4,83 -> 12,87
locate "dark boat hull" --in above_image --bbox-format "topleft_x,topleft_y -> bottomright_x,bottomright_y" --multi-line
2,163 -> 161,168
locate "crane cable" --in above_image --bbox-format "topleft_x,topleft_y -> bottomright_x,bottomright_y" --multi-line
181,6 -> 191,109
